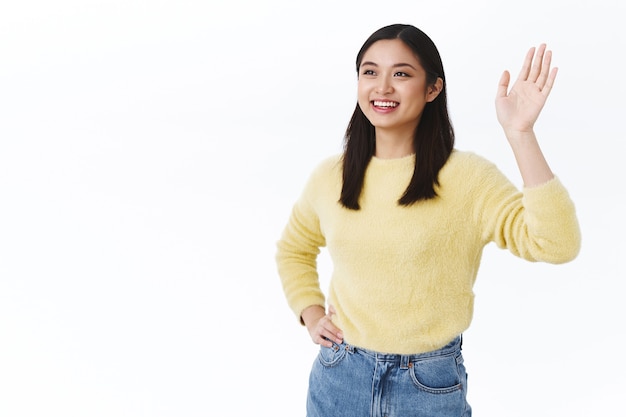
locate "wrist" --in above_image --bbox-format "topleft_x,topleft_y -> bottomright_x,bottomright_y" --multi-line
503,128 -> 536,144
301,305 -> 325,328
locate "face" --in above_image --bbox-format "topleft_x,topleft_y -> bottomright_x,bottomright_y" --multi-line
357,39 -> 441,137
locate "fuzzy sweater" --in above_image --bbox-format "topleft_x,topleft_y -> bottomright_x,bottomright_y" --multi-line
275,150 -> 581,354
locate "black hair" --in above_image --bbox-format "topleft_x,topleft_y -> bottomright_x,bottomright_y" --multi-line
340,24 -> 455,209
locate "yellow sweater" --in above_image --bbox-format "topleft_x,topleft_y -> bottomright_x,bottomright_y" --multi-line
276,150 -> 580,354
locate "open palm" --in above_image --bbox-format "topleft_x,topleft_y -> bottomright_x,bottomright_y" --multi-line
495,44 -> 558,134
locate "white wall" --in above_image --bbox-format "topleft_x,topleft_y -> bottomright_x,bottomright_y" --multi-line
1,0 -> 624,415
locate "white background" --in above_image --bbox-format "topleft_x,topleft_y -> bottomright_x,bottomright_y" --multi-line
1,0 -> 624,416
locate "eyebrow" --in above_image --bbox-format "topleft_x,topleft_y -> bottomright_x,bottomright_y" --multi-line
360,61 -> 418,70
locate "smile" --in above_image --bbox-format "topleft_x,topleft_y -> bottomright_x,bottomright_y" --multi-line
372,100 -> 399,108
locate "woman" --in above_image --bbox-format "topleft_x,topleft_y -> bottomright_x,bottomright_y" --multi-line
275,24 -> 580,417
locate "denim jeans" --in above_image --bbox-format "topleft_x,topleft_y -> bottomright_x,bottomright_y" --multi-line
307,336 -> 471,417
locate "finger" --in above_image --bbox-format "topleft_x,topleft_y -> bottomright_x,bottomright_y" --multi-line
528,44 -> 547,82
324,332 -> 343,345
317,327 -> 343,346
541,67 -> 558,98
323,321 -> 343,343
328,304 -> 337,315
319,314 -> 343,342
317,335 -> 334,347
314,317 -> 338,347
536,49 -> 553,89
496,70 -> 511,98
517,47 -> 535,82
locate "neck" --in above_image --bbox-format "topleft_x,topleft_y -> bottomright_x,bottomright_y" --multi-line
374,127 -> 415,159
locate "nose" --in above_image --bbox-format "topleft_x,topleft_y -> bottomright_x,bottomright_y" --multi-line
375,75 -> 393,94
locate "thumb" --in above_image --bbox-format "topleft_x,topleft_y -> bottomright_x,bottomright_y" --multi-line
496,70 -> 510,98
328,304 -> 337,316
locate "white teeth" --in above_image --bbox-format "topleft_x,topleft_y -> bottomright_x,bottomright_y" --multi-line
373,101 -> 398,108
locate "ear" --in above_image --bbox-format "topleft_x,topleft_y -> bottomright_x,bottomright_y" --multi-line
426,77 -> 443,102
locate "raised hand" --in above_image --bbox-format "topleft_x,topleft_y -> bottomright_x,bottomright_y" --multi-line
495,44 -> 558,135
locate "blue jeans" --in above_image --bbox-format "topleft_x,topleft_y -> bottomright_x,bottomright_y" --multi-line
307,336 -> 471,417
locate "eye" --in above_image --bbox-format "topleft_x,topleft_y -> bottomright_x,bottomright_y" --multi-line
394,71 -> 410,77
362,69 -> 376,76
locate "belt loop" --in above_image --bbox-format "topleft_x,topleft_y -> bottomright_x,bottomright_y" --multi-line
400,355 -> 410,370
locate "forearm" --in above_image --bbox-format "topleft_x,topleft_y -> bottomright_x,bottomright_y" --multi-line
506,129 -> 554,187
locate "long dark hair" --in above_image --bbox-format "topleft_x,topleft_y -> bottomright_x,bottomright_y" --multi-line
340,24 -> 455,210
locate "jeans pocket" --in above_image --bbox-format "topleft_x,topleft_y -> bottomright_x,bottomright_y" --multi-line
317,342 -> 348,368
409,353 -> 463,394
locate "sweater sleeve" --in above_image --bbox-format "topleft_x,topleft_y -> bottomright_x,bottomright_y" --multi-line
518,177 -> 582,263
474,157 -> 581,263
275,167 -> 327,323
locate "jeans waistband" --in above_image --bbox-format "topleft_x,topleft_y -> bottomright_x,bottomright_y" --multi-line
344,335 -> 462,363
